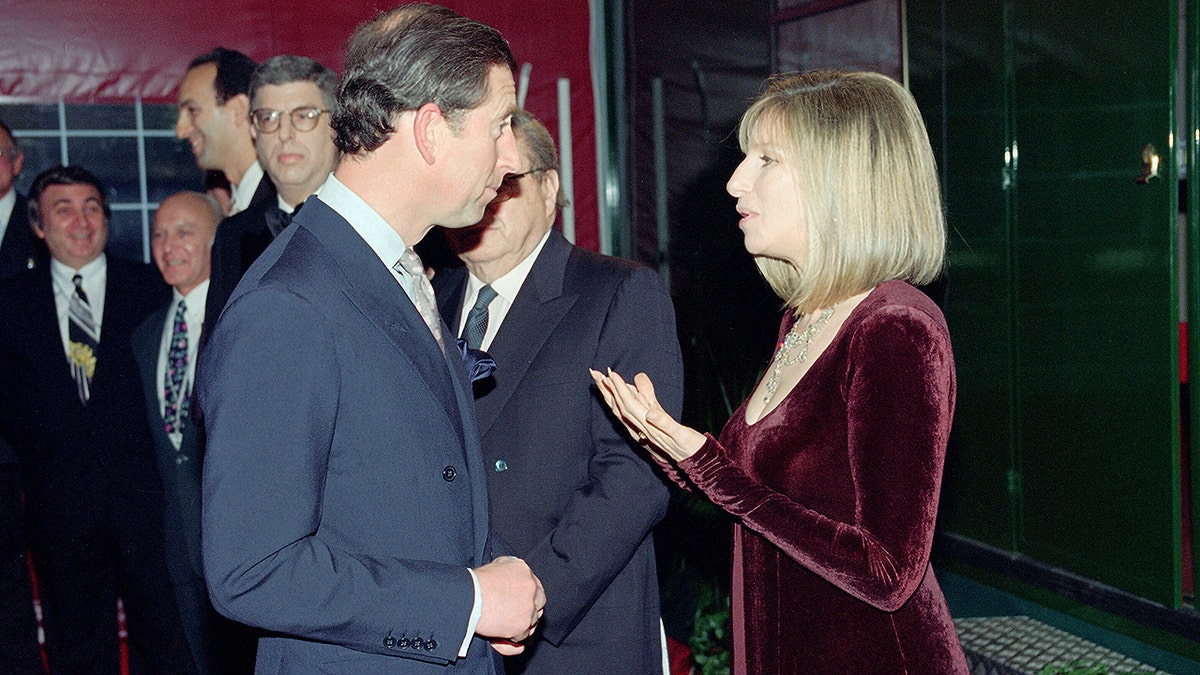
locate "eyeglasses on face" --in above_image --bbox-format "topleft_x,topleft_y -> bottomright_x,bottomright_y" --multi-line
250,107 -> 330,134
495,168 -> 550,202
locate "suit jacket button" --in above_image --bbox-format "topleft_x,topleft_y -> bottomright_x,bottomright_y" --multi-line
384,636 -> 396,649
442,466 -> 456,482
425,638 -> 438,651
411,637 -> 424,650
494,459 -> 508,472
398,637 -> 410,649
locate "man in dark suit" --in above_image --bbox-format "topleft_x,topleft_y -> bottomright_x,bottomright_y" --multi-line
0,117 -> 45,675
198,6 -> 544,672
176,48 -> 274,217
0,165 -> 194,674
203,55 -> 340,338
133,191 -> 249,674
434,109 -> 683,674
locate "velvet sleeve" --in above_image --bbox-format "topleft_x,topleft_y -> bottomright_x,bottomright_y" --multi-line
677,304 -> 955,611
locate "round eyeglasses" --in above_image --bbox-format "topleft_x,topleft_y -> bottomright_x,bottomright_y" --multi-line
250,107 -> 330,134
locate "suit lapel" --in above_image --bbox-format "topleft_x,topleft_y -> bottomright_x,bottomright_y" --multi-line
475,231 -> 577,437
24,266 -> 81,408
299,202 -> 466,447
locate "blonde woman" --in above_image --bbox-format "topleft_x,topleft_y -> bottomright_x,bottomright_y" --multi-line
593,70 -> 968,673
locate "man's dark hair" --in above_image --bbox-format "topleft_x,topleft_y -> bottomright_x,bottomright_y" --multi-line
250,55 -> 339,110
28,165 -> 111,225
333,3 -> 517,154
188,48 -> 257,105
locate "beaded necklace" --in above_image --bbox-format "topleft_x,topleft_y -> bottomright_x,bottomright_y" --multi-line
761,304 -> 837,405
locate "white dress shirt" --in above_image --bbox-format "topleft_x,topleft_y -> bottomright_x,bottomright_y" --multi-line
315,173 -> 482,657
228,161 -> 266,216
456,229 -> 552,351
156,280 -> 208,449
50,255 -> 106,358
0,188 -> 15,244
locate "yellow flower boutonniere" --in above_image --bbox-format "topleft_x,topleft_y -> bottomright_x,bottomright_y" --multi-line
69,341 -> 97,379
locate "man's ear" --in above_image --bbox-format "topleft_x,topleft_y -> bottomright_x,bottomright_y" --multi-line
412,102 -> 444,166
30,215 -> 45,240
227,93 -> 251,130
541,169 -> 561,221
11,151 -> 23,178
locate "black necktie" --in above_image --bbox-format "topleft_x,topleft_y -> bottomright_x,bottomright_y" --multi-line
462,285 -> 498,350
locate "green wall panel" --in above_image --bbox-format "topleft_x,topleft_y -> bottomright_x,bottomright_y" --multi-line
911,0 -> 1183,607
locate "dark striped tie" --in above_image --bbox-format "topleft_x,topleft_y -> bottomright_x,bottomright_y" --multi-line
462,285 -> 498,350
68,274 -> 99,404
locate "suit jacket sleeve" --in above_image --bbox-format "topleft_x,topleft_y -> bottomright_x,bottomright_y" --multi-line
198,285 -> 476,664
530,266 -> 683,645
677,305 -> 955,612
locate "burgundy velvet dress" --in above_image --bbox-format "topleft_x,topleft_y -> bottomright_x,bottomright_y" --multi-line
676,280 -> 968,674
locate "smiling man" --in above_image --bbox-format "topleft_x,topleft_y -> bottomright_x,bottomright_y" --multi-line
176,48 -> 272,217
202,56 -> 340,339
132,191 -> 238,673
198,5 -> 545,673
0,166 -> 192,673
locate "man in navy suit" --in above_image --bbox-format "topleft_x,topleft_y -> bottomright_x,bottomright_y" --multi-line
434,109 -> 683,674
0,116 -> 46,675
0,165 -> 193,674
198,6 -> 545,673
133,191 -> 253,674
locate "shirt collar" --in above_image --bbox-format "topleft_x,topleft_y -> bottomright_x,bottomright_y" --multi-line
467,227 -> 552,304
230,161 -> 266,214
173,278 -> 210,318
50,253 -> 106,289
316,173 -> 409,275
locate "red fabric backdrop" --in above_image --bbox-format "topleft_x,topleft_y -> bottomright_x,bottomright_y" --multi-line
0,0 -> 599,250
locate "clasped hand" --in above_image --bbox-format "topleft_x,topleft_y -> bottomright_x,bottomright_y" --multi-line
589,368 -> 705,462
474,556 -> 545,655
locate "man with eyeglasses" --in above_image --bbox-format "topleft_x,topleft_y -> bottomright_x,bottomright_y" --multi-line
202,55 -> 340,340
176,48 -> 274,218
433,109 -> 683,674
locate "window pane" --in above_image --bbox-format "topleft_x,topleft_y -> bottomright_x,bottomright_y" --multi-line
143,104 -> 181,131
145,137 -> 204,203
67,137 -> 140,204
0,103 -> 59,131
10,136 -> 62,196
64,104 -> 136,130
107,208 -> 147,263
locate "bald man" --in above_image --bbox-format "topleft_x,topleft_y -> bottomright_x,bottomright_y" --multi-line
132,192 -> 233,674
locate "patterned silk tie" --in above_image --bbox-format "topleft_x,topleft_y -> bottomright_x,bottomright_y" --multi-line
462,284 -> 498,350
68,274 -> 100,404
163,299 -> 189,435
394,248 -> 444,350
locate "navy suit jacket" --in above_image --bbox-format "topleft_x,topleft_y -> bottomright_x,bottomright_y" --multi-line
133,305 -> 205,587
434,229 -> 683,673
198,197 -> 499,674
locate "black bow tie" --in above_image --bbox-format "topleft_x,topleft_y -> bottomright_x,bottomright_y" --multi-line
265,200 -> 304,237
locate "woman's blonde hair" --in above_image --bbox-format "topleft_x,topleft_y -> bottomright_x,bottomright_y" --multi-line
738,70 -> 945,313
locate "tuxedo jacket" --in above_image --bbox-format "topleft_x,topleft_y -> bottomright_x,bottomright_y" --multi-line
198,197 -> 499,674
203,179 -> 278,339
434,229 -> 684,673
0,193 -> 46,467
0,194 -> 46,284
0,257 -> 168,525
